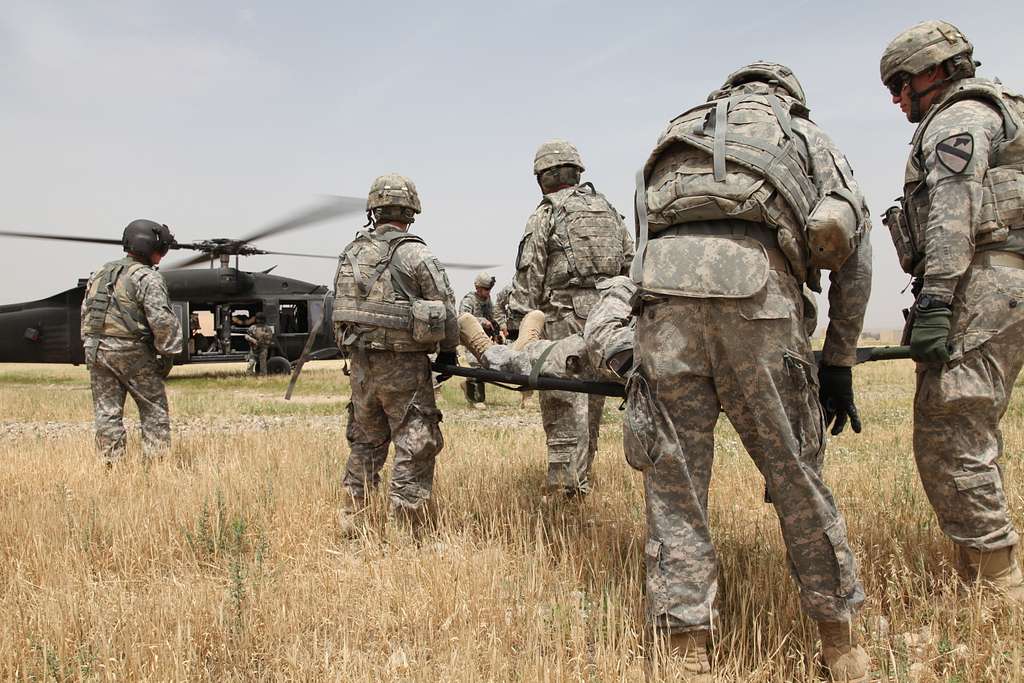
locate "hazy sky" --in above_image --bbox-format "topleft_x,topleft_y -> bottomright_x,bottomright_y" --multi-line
2,1 -> 1022,330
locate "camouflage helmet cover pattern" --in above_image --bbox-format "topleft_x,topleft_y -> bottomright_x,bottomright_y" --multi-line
720,61 -> 806,105
474,271 -> 496,289
366,173 -> 422,214
880,20 -> 973,85
533,139 -> 585,175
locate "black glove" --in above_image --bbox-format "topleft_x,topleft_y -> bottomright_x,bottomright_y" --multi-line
909,306 -> 952,364
157,355 -> 175,377
818,365 -> 861,435
434,350 -> 459,383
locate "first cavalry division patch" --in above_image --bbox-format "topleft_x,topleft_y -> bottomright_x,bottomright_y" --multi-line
936,133 -> 974,174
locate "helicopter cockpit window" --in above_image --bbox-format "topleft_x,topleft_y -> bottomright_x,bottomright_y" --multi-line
278,301 -> 309,334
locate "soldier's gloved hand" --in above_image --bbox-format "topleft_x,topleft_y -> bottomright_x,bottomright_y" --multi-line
818,365 -> 861,435
434,350 -> 459,383
910,305 -> 952,364
157,355 -> 175,377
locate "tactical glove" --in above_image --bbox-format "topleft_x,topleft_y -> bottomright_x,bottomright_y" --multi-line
818,365 -> 861,435
157,355 -> 175,378
434,350 -> 459,383
909,306 -> 952,364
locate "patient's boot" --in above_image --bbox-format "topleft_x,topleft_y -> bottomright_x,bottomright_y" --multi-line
513,310 -> 545,351
458,313 -> 495,362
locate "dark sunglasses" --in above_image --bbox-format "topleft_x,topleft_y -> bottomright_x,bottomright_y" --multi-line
886,73 -> 910,97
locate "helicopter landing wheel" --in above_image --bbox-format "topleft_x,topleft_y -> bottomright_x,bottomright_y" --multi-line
267,356 -> 291,375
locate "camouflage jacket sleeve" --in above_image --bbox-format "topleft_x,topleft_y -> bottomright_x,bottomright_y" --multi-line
135,269 -> 184,356
394,241 -> 459,352
493,286 -> 511,328
508,203 -> 553,321
917,100 -> 1002,301
618,219 -> 636,276
459,292 -> 478,316
80,271 -> 97,342
583,276 -> 636,373
797,120 -> 873,367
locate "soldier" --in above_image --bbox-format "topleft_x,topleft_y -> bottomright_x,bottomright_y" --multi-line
81,219 -> 183,464
332,174 -> 459,533
633,63 -> 873,680
244,312 -> 275,376
508,140 -> 634,497
458,271 -> 499,405
880,21 -> 1024,601
493,283 -> 513,339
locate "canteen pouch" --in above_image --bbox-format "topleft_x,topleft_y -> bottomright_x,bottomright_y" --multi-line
641,234 -> 769,298
410,299 -> 447,344
806,191 -> 859,271
882,205 -> 918,275
977,165 -> 1024,245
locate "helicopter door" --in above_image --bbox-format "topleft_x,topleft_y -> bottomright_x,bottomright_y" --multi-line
276,300 -> 310,360
171,302 -> 188,362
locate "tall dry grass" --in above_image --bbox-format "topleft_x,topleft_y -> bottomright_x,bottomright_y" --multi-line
0,360 -> 1022,681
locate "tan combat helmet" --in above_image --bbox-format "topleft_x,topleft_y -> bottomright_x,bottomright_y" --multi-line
474,271 -> 496,289
366,173 -> 422,224
880,20 -> 974,87
720,61 -> 806,105
533,139 -> 585,175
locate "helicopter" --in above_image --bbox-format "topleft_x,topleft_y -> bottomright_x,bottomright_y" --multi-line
0,197 -> 493,374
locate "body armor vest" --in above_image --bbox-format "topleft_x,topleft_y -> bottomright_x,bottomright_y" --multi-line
82,257 -> 152,341
893,78 -> 1024,275
641,89 -> 818,234
248,324 -> 274,348
541,183 -> 626,290
332,229 -> 435,352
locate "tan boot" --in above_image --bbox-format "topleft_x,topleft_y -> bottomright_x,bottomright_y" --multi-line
818,621 -> 870,682
959,545 -> 1024,604
457,313 -> 494,362
512,310 -> 545,351
644,629 -> 712,681
336,493 -> 367,538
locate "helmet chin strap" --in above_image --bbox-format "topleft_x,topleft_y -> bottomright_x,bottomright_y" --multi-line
908,76 -> 950,122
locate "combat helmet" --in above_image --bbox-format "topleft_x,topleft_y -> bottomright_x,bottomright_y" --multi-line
880,20 -> 974,87
720,61 -> 806,105
533,140 -> 585,175
474,271 -> 496,289
366,173 -> 422,225
122,219 -> 175,261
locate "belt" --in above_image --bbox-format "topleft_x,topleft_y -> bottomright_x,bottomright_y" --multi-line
659,220 -> 791,273
973,250 -> 1024,270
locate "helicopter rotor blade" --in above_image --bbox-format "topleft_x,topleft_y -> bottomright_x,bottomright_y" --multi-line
165,252 -> 214,269
259,249 -> 498,270
238,195 -> 366,244
0,230 -> 124,247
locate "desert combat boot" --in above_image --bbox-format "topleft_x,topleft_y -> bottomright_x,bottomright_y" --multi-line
959,545 -> 1024,604
817,621 -> 870,682
336,493 -> 368,538
513,310 -> 545,351
458,313 -> 495,362
645,629 -> 712,682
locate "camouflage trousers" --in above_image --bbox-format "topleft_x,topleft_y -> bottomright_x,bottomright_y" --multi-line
914,261 -> 1024,552
632,271 -> 864,632
87,345 -> 171,463
343,350 -> 444,511
247,346 -> 269,375
540,304 -> 604,496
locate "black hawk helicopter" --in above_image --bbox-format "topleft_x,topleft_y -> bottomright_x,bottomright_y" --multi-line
0,197 -> 492,374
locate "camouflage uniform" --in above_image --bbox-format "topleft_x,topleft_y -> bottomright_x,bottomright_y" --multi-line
81,256 -> 183,463
885,74 -> 1024,554
458,289 -> 497,404
245,323 -> 275,376
634,68 -> 872,633
494,284 -> 512,335
509,151 -> 635,495
333,213 -> 458,512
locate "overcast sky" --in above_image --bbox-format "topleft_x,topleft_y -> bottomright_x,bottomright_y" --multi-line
2,1 -> 1022,331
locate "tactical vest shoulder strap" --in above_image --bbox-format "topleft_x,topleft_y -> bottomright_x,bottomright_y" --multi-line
913,79 -> 1022,158
384,233 -> 426,302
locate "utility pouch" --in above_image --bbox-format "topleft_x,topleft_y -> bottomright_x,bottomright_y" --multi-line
410,300 -> 447,344
641,234 -> 769,298
978,165 -> 1024,245
806,191 -> 859,270
883,205 -> 918,275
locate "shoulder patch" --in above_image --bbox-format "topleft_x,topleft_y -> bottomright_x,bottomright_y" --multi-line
935,133 -> 974,174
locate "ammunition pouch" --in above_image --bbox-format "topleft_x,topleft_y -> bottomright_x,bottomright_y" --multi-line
806,189 -> 862,271
978,164 -> 1024,245
410,299 -> 447,344
882,205 -> 920,275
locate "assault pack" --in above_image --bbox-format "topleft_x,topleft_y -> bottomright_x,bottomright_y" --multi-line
540,183 -> 626,289
332,229 -> 447,352
81,257 -> 152,341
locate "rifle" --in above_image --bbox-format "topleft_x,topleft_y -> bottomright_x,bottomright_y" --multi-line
429,345 -> 912,398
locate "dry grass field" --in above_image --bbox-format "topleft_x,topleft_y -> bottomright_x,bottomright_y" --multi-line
1,359 -> 1022,682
